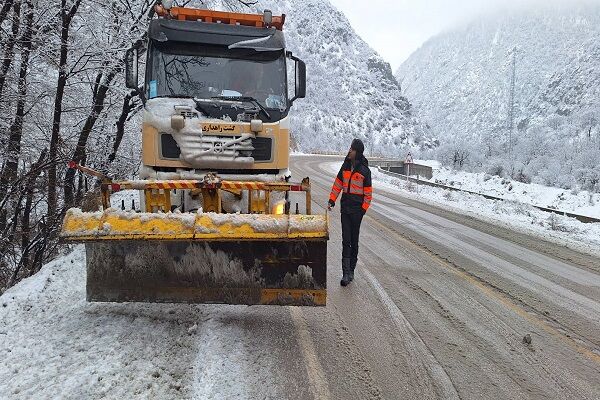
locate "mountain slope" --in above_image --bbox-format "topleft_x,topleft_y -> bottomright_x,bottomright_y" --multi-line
251,0 -> 433,154
532,38 -> 600,121
396,1 -> 600,190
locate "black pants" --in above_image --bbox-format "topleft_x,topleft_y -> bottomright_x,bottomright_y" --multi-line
341,212 -> 363,267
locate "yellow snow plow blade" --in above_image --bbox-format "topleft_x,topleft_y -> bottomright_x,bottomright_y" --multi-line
61,209 -> 328,306
61,209 -> 328,241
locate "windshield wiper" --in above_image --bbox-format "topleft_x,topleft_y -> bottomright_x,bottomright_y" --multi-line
211,96 -> 271,119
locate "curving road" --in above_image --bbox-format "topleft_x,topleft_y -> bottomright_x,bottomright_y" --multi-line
285,155 -> 600,399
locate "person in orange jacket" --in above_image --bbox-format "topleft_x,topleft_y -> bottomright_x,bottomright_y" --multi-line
328,139 -> 372,286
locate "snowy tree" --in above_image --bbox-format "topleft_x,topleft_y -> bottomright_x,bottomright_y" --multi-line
0,0 -> 155,290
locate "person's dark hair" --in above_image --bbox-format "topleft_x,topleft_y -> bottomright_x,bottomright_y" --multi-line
351,138 -> 364,156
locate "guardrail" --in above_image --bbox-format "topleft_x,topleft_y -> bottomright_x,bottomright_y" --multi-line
368,159 -> 404,168
377,167 -> 600,224
302,152 -> 398,160
305,151 -> 345,156
374,162 -> 433,179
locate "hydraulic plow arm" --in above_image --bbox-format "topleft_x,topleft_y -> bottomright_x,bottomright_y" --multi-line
100,176 -> 313,214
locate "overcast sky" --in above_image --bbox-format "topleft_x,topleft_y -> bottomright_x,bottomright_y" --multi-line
327,0 -> 575,71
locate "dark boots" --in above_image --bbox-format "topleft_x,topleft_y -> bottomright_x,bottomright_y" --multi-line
340,258 -> 351,286
348,259 -> 357,282
341,258 -> 359,286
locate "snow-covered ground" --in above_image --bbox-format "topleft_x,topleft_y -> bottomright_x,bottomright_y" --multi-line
1,188 -> 321,399
0,247 -> 205,399
327,161 -> 600,258
428,164 -> 600,219
0,245 -> 298,399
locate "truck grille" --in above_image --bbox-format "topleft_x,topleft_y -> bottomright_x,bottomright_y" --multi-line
159,134 -> 272,164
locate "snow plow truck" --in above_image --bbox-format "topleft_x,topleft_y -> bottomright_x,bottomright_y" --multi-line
60,3 -> 328,306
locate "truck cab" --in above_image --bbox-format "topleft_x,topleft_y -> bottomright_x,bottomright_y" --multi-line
126,6 -> 306,180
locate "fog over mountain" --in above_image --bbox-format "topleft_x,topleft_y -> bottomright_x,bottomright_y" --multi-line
396,1 -> 600,191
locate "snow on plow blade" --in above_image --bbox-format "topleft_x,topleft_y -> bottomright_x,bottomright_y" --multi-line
61,209 -> 328,306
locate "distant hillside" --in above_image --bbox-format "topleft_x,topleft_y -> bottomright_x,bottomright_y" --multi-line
396,1 -> 600,191
249,0 -> 434,154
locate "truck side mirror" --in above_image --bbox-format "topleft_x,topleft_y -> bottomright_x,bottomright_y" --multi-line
125,47 -> 138,90
288,52 -> 306,103
295,59 -> 306,100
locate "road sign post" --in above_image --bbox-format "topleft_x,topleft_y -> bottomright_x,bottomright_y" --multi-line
405,152 -> 414,183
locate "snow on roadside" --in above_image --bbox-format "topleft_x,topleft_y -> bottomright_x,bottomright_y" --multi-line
0,246 -> 285,399
193,312 -> 291,400
0,246 -> 204,399
413,159 -> 442,170
428,165 -> 600,219
325,162 -> 600,258
0,245 -> 301,399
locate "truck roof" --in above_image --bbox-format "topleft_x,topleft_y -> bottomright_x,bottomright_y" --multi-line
155,5 -> 285,30
149,18 -> 285,51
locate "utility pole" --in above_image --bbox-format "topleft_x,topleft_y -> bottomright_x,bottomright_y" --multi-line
506,46 -> 520,177
507,47 -> 517,163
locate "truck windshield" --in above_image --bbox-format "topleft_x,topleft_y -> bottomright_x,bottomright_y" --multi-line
147,42 -> 288,111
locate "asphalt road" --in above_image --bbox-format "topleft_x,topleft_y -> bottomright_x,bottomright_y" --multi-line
283,155 -> 600,400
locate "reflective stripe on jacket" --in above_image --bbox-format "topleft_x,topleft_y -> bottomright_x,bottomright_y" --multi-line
329,155 -> 372,214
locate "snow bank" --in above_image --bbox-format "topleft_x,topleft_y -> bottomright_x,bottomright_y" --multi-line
0,246 -> 297,399
0,247 -> 200,399
411,158 -> 442,170
429,167 -> 600,219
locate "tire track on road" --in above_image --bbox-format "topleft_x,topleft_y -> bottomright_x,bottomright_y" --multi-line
362,269 -> 460,399
367,185 -> 600,365
289,307 -> 332,400
294,156 -> 600,399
